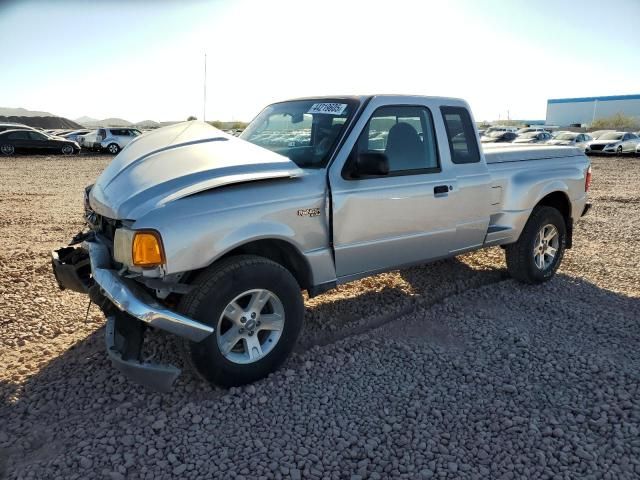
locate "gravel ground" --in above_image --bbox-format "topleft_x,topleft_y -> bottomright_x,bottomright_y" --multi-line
1,154 -> 639,479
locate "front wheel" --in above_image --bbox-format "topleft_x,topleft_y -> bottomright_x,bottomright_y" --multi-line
1,144 -> 15,156
61,145 -> 74,155
107,143 -> 120,155
617,146 -> 623,154
505,206 -> 566,284
179,255 -> 304,387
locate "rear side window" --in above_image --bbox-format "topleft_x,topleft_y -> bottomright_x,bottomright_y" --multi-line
7,131 -> 30,140
440,106 -> 481,164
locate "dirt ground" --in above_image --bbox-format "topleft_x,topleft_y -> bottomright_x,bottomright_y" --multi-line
0,154 -> 638,479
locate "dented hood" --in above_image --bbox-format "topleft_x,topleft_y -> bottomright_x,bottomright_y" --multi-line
89,122 -> 303,219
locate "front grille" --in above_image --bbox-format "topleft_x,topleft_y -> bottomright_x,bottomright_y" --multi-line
590,144 -> 605,151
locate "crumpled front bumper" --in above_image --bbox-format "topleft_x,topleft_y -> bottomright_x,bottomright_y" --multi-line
52,237 -> 213,391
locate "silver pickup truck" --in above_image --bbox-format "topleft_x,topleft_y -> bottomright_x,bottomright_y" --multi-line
52,95 -> 592,391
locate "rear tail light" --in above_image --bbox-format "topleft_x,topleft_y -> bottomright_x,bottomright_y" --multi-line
585,165 -> 592,192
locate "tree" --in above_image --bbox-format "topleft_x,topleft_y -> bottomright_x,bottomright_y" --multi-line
590,112 -> 639,130
187,115 -> 197,121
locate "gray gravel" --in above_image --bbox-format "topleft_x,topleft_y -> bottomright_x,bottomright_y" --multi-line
1,155 -> 639,479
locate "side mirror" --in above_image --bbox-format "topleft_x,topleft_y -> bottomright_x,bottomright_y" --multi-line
355,151 -> 389,177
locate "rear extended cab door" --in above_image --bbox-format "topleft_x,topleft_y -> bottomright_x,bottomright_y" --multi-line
438,104 -> 493,253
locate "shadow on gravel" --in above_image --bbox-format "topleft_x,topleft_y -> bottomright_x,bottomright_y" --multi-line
1,270 -> 639,478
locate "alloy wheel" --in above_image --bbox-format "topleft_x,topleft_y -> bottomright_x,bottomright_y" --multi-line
1,145 -> 14,155
533,224 -> 559,270
216,289 -> 285,364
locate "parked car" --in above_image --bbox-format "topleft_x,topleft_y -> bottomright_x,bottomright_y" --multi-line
513,131 -> 552,144
485,126 -> 519,135
96,128 -> 143,154
77,130 -> 99,151
517,127 -> 550,134
481,131 -> 518,143
62,129 -> 92,142
51,95 -> 591,391
588,130 -> 615,140
585,131 -> 640,155
0,123 -> 36,133
0,129 -> 80,155
546,132 -> 593,150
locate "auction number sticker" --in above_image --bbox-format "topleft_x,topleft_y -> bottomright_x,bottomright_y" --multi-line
307,103 -> 348,115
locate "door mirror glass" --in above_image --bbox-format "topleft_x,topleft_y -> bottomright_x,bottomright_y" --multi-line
355,151 -> 389,176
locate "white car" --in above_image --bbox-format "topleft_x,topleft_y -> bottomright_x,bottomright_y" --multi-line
585,132 -> 640,155
96,128 -> 142,154
77,130 -> 100,151
517,127 -> 550,135
513,131 -> 553,144
546,132 -> 593,151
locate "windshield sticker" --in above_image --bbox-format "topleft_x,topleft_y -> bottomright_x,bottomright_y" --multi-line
307,103 -> 348,115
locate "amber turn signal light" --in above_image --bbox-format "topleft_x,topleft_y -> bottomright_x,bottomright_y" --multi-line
132,231 -> 165,267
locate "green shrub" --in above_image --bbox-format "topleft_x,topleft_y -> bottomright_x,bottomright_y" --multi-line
591,112 -> 639,130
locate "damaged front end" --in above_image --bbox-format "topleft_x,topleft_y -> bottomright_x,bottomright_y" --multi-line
51,229 -> 212,392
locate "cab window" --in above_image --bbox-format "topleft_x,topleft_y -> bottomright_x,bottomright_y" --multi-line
353,105 -> 440,175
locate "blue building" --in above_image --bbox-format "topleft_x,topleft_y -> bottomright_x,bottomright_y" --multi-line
546,94 -> 640,127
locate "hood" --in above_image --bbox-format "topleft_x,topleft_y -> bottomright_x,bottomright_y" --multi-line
547,139 -> 573,146
589,139 -> 620,146
89,121 -> 304,220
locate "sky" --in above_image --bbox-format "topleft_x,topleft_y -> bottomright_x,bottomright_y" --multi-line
1,0 -> 639,123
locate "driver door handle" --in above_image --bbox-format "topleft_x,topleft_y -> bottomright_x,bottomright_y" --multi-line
434,185 -> 449,196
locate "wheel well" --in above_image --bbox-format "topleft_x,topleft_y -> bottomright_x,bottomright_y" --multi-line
536,191 -> 570,224
536,191 -> 573,248
220,239 -> 313,290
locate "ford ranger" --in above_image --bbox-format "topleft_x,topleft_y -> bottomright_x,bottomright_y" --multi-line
51,95 -> 592,391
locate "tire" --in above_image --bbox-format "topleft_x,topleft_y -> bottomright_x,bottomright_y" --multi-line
505,206 -> 566,284
617,146 -> 623,154
61,145 -> 74,155
107,143 -> 120,155
179,255 -> 304,387
1,144 -> 15,156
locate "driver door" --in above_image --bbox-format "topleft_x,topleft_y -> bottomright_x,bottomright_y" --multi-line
328,99 -> 457,279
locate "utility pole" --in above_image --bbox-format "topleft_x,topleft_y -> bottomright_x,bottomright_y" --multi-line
591,99 -> 598,125
203,53 -> 207,122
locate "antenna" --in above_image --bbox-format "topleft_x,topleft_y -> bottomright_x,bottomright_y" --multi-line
203,53 -> 207,122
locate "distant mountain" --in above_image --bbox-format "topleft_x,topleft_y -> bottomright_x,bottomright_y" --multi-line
0,107 -> 81,129
134,119 -> 161,129
82,117 -> 133,127
74,116 -> 99,124
0,107 -> 54,117
0,115 -> 81,130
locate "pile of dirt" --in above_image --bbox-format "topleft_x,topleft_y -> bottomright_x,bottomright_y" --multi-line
0,116 -> 82,130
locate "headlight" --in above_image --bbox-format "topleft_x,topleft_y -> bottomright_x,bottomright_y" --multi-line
114,229 -> 165,267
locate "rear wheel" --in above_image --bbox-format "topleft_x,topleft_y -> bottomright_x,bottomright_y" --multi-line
1,144 -> 14,156
179,255 -> 304,387
505,206 -> 566,284
107,143 -> 120,155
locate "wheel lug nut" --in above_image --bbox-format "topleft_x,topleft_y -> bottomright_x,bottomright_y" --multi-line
251,312 -> 256,319
239,328 -> 244,334
256,321 -> 261,326
248,331 -> 254,336
241,317 -> 246,323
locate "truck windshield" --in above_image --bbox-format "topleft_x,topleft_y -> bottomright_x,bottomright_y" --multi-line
240,99 -> 359,168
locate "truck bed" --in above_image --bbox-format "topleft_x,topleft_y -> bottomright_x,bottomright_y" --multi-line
482,143 -> 584,164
